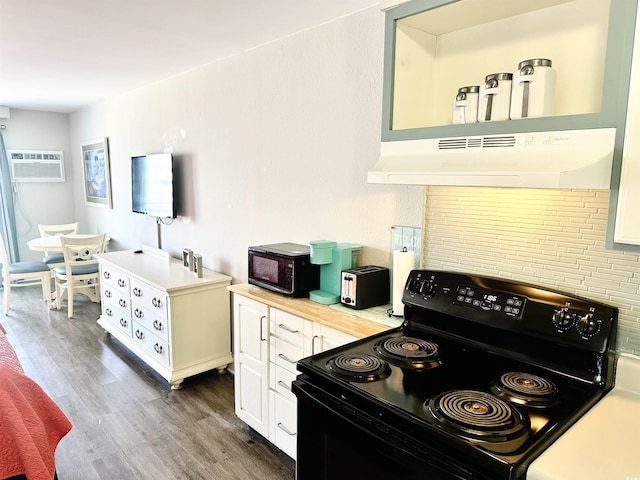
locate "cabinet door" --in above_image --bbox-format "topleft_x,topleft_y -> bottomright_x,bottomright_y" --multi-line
314,324 -> 358,354
233,295 -> 269,436
613,1 -> 640,246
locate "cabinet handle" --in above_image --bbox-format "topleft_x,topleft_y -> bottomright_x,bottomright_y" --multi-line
103,271 -> 111,279
278,323 -> 299,334
134,308 -> 143,318
133,287 -> 142,297
278,353 -> 297,364
154,343 -> 163,354
277,423 -> 296,436
117,278 -> 126,288
152,297 -> 163,308
312,335 -> 320,355
277,380 -> 291,391
119,298 -> 128,308
104,290 -> 112,298
260,315 -> 267,341
135,330 -> 144,340
119,318 -> 128,327
153,320 -> 163,331
105,308 -> 112,316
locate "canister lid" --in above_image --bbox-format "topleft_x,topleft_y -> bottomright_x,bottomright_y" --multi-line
458,86 -> 480,94
518,58 -> 552,69
485,73 -> 513,82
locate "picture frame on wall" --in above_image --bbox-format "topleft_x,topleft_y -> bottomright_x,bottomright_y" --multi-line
81,137 -> 113,208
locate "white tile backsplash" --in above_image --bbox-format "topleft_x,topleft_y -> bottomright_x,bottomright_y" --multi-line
422,187 -> 640,355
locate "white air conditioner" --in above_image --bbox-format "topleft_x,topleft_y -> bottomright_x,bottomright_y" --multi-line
7,150 -> 65,182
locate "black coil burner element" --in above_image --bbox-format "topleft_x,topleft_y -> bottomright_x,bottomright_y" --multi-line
490,372 -> 560,408
375,336 -> 441,370
426,390 -> 530,453
328,352 -> 390,382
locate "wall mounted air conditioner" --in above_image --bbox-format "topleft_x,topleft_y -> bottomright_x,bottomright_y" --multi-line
7,150 -> 65,182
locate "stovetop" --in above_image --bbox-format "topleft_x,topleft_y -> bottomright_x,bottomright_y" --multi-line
295,270 -> 618,478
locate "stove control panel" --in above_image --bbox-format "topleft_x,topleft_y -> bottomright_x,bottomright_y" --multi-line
403,270 -> 617,352
453,285 -> 526,318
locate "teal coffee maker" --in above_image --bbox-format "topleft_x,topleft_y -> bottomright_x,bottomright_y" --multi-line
308,240 -> 362,305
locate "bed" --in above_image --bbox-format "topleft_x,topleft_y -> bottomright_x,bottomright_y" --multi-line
0,323 -> 71,480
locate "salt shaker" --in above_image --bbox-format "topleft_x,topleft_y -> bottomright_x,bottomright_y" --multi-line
478,73 -> 513,122
510,58 -> 556,119
452,86 -> 479,124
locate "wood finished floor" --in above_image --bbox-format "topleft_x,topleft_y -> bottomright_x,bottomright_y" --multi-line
1,286 -> 295,480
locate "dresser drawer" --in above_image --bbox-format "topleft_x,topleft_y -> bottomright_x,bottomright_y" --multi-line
102,285 -> 131,317
101,265 -> 130,296
130,280 -> 168,322
270,363 -> 297,399
102,303 -> 133,337
270,308 -> 307,348
132,304 -> 169,342
132,323 -> 170,367
271,337 -> 304,374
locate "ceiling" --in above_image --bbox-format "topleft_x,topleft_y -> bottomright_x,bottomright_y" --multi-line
0,0 -> 377,114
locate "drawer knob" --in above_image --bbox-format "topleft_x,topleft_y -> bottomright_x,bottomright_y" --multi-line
277,380 -> 291,391
103,271 -> 111,279
105,308 -> 112,316
133,287 -> 142,297
119,318 -> 128,327
154,343 -> 163,354
152,297 -> 163,308
153,320 -> 163,331
134,308 -> 143,318
119,299 -> 128,308
135,330 -> 144,340
117,278 -> 126,288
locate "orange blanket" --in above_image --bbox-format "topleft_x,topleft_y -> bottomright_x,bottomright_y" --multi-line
0,364 -> 72,480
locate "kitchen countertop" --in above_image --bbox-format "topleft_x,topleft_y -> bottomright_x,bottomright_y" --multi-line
528,353 -> 640,479
227,283 -> 404,338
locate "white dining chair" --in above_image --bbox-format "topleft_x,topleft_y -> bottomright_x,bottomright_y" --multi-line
37,222 -> 79,269
0,234 -> 52,315
54,233 -> 105,318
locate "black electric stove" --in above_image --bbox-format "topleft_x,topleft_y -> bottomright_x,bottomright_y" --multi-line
293,270 -> 617,480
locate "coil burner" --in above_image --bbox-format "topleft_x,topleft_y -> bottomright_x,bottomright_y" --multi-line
328,352 -> 391,382
491,372 -> 560,408
426,390 -> 530,453
375,336 -> 441,370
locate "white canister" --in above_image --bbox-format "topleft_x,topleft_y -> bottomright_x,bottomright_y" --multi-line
478,73 -> 513,122
510,58 -> 556,119
452,86 -> 479,124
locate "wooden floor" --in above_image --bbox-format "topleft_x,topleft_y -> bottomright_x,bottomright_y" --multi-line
1,286 -> 296,480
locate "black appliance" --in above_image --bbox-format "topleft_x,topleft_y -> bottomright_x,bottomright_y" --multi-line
248,243 -> 320,297
293,270 -> 617,480
340,265 -> 390,310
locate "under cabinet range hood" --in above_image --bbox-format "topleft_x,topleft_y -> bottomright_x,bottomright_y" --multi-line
368,128 -> 617,189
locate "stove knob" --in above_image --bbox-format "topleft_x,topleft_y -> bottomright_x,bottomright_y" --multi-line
552,308 -> 574,330
576,313 -> 600,337
420,280 -> 436,297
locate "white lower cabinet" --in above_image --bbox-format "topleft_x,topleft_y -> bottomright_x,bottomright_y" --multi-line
232,293 -> 357,459
96,251 -> 233,390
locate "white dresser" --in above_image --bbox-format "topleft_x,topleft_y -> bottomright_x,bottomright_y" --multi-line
96,250 -> 233,390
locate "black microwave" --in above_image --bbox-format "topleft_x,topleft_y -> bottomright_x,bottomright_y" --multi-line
248,243 -> 320,297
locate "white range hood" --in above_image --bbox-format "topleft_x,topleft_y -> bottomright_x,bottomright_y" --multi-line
368,128 -> 616,189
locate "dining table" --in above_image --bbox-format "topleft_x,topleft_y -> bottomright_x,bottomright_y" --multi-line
27,234 -> 111,253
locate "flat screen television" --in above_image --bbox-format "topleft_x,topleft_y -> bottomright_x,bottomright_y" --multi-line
131,153 -> 177,218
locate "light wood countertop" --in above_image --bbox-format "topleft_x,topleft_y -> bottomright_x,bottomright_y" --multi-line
228,283 -> 403,339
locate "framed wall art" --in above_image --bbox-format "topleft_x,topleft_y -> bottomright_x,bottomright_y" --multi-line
81,137 -> 112,208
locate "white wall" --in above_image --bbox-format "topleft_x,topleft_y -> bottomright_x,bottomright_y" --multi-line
68,6 -> 424,281
1,109 -> 75,261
